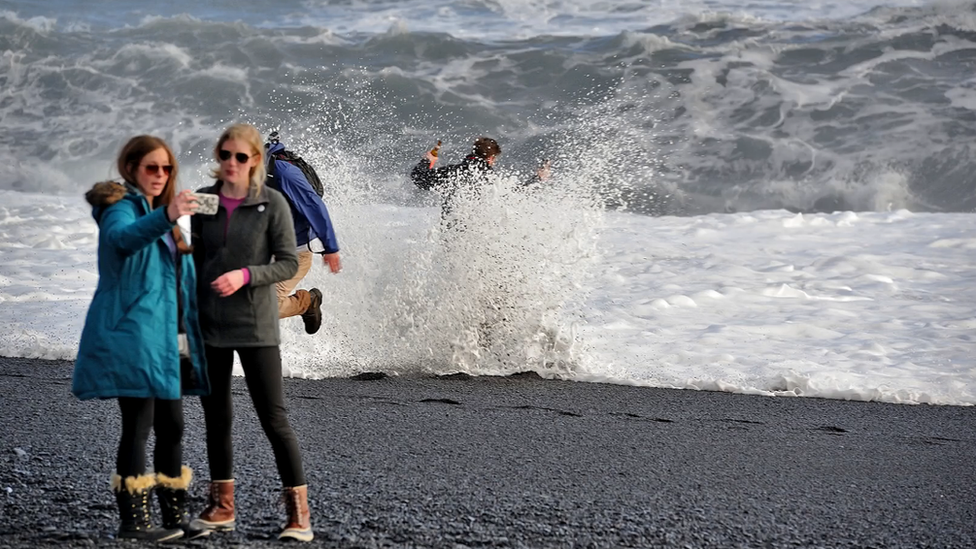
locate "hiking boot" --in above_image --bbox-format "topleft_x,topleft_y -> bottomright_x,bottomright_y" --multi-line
156,466 -> 207,539
301,288 -> 323,335
112,473 -> 183,542
188,479 -> 235,538
279,485 -> 313,542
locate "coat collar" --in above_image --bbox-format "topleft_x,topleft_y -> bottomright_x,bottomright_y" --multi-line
212,180 -> 270,206
122,182 -> 154,213
463,154 -> 493,172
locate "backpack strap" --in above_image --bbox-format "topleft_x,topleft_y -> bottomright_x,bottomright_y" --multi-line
265,153 -> 280,190
265,151 -> 321,254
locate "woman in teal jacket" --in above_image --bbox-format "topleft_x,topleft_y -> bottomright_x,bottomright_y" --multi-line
73,135 -> 207,542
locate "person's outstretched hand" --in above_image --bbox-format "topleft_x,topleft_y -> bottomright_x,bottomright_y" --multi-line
212,270 -> 246,297
322,252 -> 342,273
166,189 -> 198,222
536,160 -> 551,181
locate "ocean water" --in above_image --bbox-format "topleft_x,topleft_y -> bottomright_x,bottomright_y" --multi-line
0,0 -> 974,405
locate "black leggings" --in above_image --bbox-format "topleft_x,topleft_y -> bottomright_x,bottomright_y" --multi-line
201,345 -> 306,487
117,397 -> 183,479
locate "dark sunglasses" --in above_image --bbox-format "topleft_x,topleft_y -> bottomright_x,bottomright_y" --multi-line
142,164 -> 173,175
218,149 -> 250,163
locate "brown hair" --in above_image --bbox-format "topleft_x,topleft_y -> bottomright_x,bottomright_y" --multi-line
472,137 -> 501,159
117,135 -> 191,255
210,123 -> 266,191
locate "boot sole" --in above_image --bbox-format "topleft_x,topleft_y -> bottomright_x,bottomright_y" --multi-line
159,529 -> 185,543
118,529 -> 184,542
278,528 -> 314,542
185,529 -> 214,540
188,518 -> 235,533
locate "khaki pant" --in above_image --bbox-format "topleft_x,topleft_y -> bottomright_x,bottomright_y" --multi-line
277,250 -> 313,319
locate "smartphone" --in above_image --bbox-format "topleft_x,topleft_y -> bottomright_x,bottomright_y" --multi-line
192,192 -> 219,216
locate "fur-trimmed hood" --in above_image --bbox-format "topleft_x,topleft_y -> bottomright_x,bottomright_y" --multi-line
85,181 -> 128,207
84,181 -> 146,223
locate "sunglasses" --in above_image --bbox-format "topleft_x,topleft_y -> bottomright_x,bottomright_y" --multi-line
218,149 -> 251,164
142,164 -> 173,175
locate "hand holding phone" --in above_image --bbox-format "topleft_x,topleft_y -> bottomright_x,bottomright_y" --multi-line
425,140 -> 442,168
167,190 -> 199,221
191,192 -> 219,216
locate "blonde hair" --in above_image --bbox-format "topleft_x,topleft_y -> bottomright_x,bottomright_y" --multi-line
210,123 -> 266,191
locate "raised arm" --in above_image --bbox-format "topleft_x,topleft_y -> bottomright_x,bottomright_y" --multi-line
100,201 -> 175,256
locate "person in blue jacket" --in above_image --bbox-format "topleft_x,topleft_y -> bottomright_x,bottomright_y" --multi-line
264,133 -> 341,335
73,135 -> 208,542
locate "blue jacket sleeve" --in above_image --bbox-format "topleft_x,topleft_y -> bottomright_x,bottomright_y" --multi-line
276,160 -> 340,254
100,201 -> 175,256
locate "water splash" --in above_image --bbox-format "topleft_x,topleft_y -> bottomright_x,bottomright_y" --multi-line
278,159 -> 605,378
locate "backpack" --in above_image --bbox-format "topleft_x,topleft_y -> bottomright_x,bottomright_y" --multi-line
266,149 -> 324,198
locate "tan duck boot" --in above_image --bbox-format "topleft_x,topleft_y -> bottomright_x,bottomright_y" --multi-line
187,479 -> 235,537
279,484 -> 313,542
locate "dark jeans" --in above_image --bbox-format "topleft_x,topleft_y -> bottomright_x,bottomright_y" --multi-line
201,345 -> 306,487
117,397 -> 183,479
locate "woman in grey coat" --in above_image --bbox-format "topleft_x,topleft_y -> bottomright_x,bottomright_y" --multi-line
187,123 -> 313,542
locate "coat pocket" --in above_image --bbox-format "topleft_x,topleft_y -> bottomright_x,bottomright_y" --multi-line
111,293 -> 142,332
252,284 -> 279,341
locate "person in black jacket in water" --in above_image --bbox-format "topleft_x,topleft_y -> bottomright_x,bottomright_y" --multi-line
410,137 -> 552,216
410,137 -> 501,216
410,137 -> 552,346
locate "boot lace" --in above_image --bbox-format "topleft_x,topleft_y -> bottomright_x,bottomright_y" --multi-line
283,489 -> 300,519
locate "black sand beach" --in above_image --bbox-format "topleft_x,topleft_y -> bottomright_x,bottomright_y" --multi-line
0,356 -> 973,548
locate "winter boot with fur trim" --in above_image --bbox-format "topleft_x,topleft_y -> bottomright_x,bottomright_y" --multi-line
188,479 -> 236,537
111,473 -> 183,542
279,484 -> 314,542
156,466 -> 206,539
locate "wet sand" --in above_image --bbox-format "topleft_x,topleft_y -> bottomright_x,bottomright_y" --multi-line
0,356 -> 973,548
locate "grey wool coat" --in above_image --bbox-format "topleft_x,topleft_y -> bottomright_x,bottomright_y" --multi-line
190,181 -> 298,348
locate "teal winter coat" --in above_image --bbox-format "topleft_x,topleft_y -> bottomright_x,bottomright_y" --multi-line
73,182 -> 209,400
